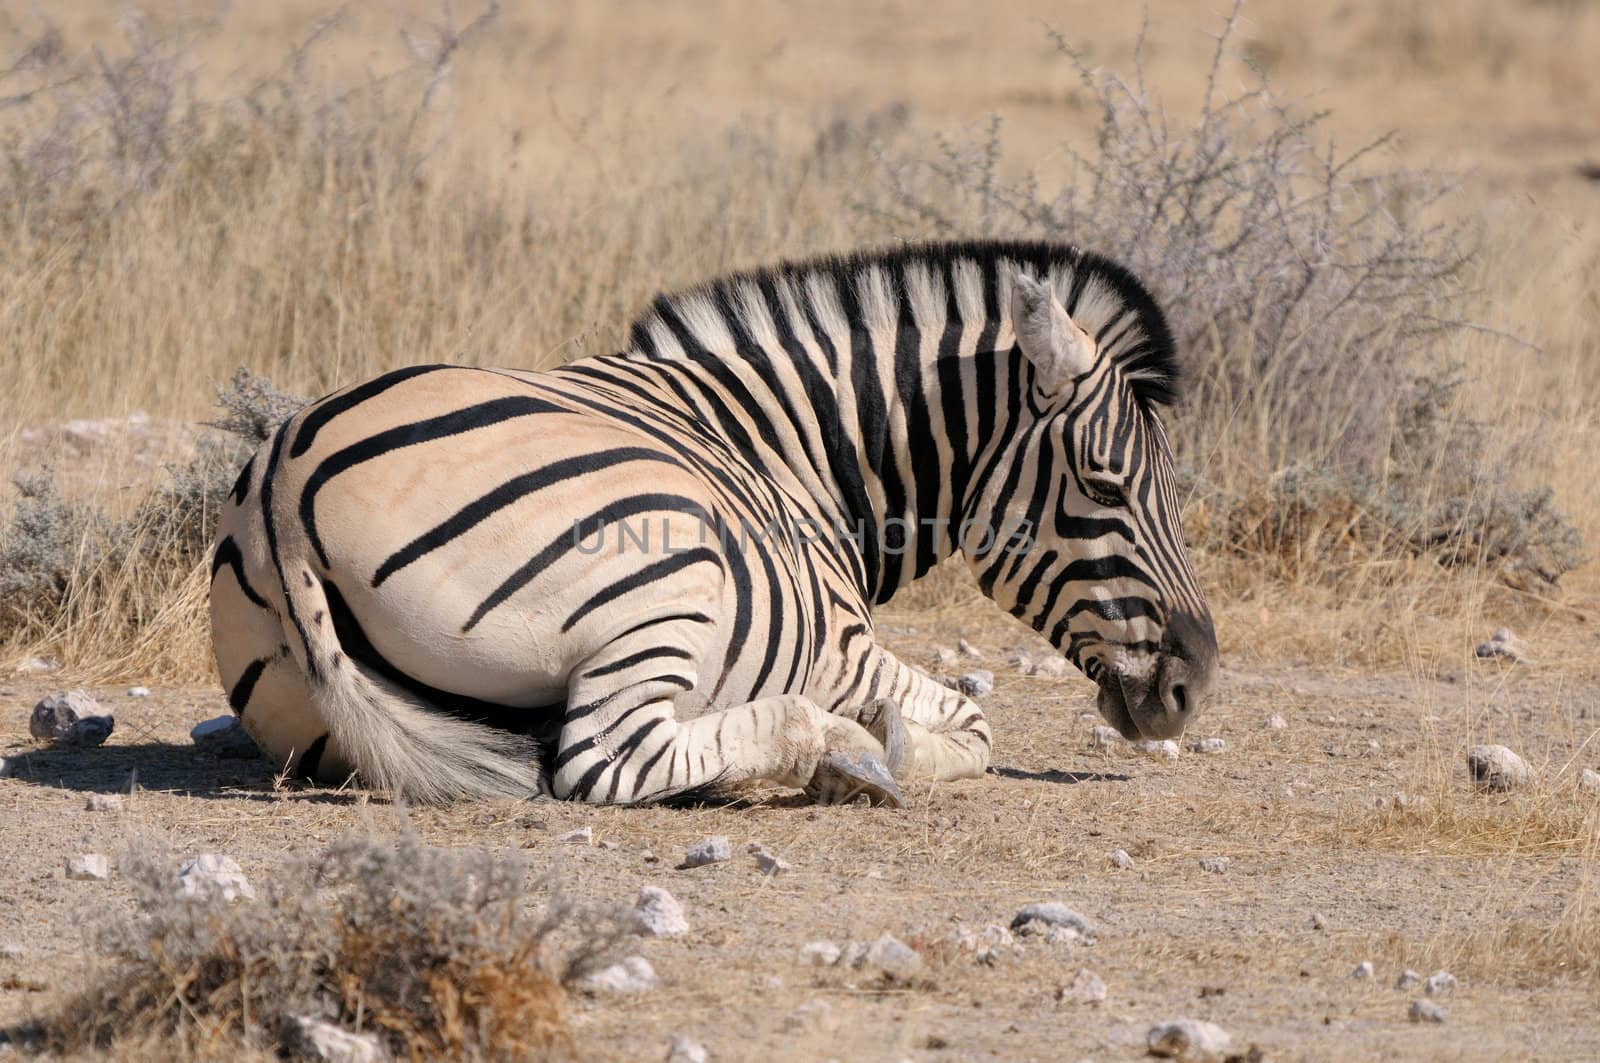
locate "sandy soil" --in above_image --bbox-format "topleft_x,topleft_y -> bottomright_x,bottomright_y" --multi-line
3,617 -> 1596,1062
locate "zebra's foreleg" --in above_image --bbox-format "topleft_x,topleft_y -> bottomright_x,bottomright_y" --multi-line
844,648 -> 993,783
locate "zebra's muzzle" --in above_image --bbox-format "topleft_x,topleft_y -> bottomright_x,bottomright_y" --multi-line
1098,610 -> 1217,741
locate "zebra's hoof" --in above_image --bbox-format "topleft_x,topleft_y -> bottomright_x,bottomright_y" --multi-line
810,751 -> 905,809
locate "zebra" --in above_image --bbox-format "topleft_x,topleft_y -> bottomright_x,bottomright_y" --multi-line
209,239 -> 1218,807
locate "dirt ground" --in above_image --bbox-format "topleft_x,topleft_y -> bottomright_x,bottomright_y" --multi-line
4,609 -> 1597,1062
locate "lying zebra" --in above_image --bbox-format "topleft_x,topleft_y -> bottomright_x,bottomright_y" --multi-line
209,240 -> 1218,806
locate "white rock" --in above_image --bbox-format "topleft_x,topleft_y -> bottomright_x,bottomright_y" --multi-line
1198,857 -> 1231,875
0,943 -> 24,959
956,923 -> 1014,965
1091,726 -> 1124,750
17,656 -> 58,674
190,715 -> 260,758
30,691 -> 97,741
958,670 -> 995,698
1425,970 -> 1457,995
680,835 -> 732,868
838,940 -> 871,968
799,941 -> 841,966
1010,902 -> 1095,942
748,844 -> 792,875
581,955 -> 658,995
1578,768 -> 1600,795
958,638 -> 984,659
1027,655 -> 1070,678
1397,969 -> 1422,989
554,826 -> 593,845
1353,961 -> 1374,979
1265,714 -> 1288,730
1110,848 -> 1135,870
667,1036 -> 709,1063
66,854 -> 110,881
782,999 -> 834,1032
1136,739 -> 1181,761
1467,744 -> 1531,792
286,1016 -> 382,1063
635,886 -> 689,937
1410,1000 -> 1447,1023
863,933 -> 922,978
1311,912 -> 1328,930
177,854 -> 255,901
1474,628 -> 1528,664
931,646 -> 958,668
1058,967 -> 1107,1004
1147,1019 -> 1232,1061
84,794 -> 123,812
0,756 -> 12,778
1191,737 -> 1227,754
126,687 -> 151,698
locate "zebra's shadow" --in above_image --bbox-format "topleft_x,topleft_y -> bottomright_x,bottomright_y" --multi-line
987,765 -> 1131,784
0,742 -> 359,804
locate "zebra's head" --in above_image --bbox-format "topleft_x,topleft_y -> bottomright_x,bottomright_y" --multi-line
969,269 -> 1218,741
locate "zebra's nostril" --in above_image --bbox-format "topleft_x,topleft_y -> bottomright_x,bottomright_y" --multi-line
1170,681 -> 1189,718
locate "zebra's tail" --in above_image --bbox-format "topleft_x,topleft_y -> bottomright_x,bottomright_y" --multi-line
276,557 -> 542,804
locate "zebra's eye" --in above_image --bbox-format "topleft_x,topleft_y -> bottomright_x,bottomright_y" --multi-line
1081,473 -> 1127,508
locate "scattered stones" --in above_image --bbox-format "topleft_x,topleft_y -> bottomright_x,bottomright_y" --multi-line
1425,970 -> 1457,995
1010,902 -> 1095,943
581,955 -> 658,995
635,886 -> 689,937
1198,857 -> 1231,875
190,716 -> 261,758
957,670 -> 995,698
1474,628 -> 1528,664
1467,744 -> 1531,793
680,835 -> 732,868
554,826 -> 593,845
84,794 -> 123,812
1265,714 -> 1288,731
1409,1000 -> 1447,1023
958,638 -> 984,659
178,855 -> 255,902
29,690 -> 97,741
65,854 -> 110,881
667,1036 -> 709,1063
1353,961 -> 1374,979
1578,768 -> 1600,795
748,843 -> 792,876
1311,912 -> 1328,930
126,686 -> 151,698
1135,739 -> 1181,762
1146,1019 -> 1232,1061
1110,848 -> 1136,870
1091,726 -> 1124,750
1396,969 -> 1422,989
862,933 -> 922,978
799,941 -> 842,967
1190,737 -> 1227,754
1058,967 -> 1107,1005
286,1015 -> 383,1063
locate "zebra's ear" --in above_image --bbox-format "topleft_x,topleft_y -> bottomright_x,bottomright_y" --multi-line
1010,273 -> 1096,395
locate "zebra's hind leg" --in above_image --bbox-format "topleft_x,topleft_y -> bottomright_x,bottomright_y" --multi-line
549,693 -> 903,806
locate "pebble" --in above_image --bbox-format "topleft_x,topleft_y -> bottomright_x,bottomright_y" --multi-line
1353,961 -> 1374,979
1136,739 -> 1181,761
0,756 -> 12,778
799,941 -> 842,966
641,849 -> 659,864
931,646 -> 959,668
956,923 -> 1015,965
1191,737 -> 1227,754
1090,726 -> 1124,750
862,933 -> 922,978
66,854 -> 110,881
29,690 -> 97,741
1474,628 -> 1528,664
1265,714 -> 1288,731
1030,655 -> 1070,677
1578,768 -> 1600,795
16,657 -> 58,674
1010,902 -> 1095,943
84,794 -> 123,812
680,835 -> 732,868
635,886 -> 689,937
667,1036 -> 709,1063
126,687 -> 151,698
782,999 -> 833,1032
958,670 -> 995,698
1198,857 -> 1231,875
63,715 -> 114,749
554,826 -> 593,845
1110,848 -> 1135,870
1409,1000 -> 1447,1023
1397,969 -> 1422,989
1425,970 -> 1457,995
958,638 -> 984,659
1311,912 -> 1328,930
177,854 -> 255,902
1146,1019 -> 1232,1061
748,843 -> 792,875
580,955 -> 658,995
286,1015 -> 383,1063
190,716 -> 261,758
1058,967 -> 1107,1004
1467,744 -> 1531,792
0,944 -> 24,959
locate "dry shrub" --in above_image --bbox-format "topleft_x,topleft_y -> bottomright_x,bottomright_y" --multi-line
9,827 -> 631,1060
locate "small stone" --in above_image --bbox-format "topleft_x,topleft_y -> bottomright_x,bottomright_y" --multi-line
1109,848 -> 1135,870
177,854 -> 255,901
1467,744 -> 1531,792
581,955 -> 658,995
1058,967 -> 1107,1005
0,756 -> 11,778
1191,737 -> 1227,754
84,794 -> 123,812
1409,1000 -> 1447,1023
680,835 -> 732,868
1091,726 -> 1124,750
1198,856 -> 1231,875
0,943 -> 25,959
1265,714 -> 1288,730
955,923 -> 1015,965
1353,961 -> 1374,979
837,940 -> 871,968
286,1016 -> 383,1063
1397,969 -> 1422,989
66,854 -> 110,881
16,657 -> 58,674
931,646 -> 958,668
126,686 -> 151,698
1136,739 -> 1181,761
958,670 -> 995,698
1027,655 -> 1070,678
635,886 -> 689,937
667,1036 -> 709,1063
1010,902 -> 1095,943
1146,1018 -> 1232,1061
1578,768 -> 1600,795
863,933 -> 922,978
1425,970 -> 1457,995
190,715 -> 260,758
748,843 -> 792,875
29,691 -> 96,741
63,715 -> 114,749
641,849 -> 659,863
958,638 -> 984,659
1311,912 -> 1328,930
799,941 -> 841,966
1474,628 -> 1528,664
554,826 -> 593,845
782,998 -> 833,1032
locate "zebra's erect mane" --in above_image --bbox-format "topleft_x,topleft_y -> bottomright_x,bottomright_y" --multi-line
627,239 -> 1181,409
